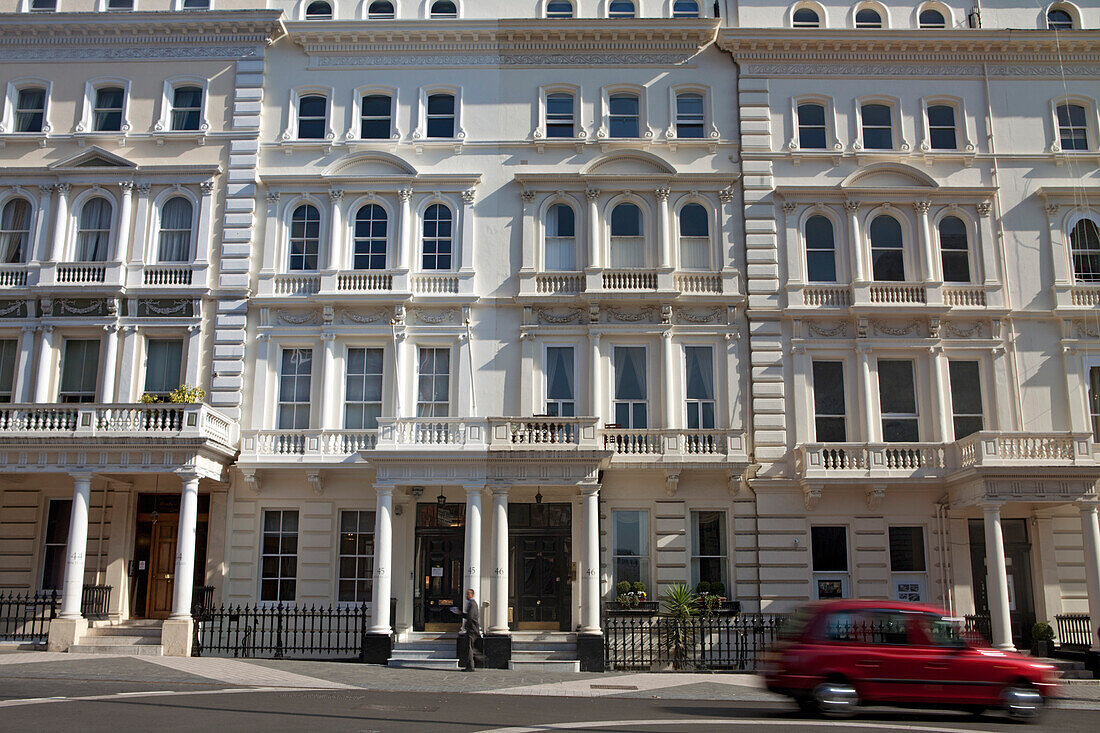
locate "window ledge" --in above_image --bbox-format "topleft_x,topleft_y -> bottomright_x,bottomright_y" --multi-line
1050,150 -> 1100,166
150,130 -> 209,146
0,131 -> 50,148
276,138 -> 340,155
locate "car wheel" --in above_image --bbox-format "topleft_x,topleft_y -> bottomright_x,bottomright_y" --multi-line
1001,682 -> 1044,722
811,679 -> 859,718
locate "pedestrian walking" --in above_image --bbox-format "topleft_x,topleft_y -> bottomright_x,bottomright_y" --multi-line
453,588 -> 481,671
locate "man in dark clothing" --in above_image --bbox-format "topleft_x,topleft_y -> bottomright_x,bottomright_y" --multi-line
458,588 -> 480,671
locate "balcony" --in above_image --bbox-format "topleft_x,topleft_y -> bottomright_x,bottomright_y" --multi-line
790,281 -> 1000,311
255,270 -> 474,300
518,269 -> 740,299
0,403 -> 238,451
239,429 -> 379,463
0,264 -> 29,289
602,428 -> 748,464
131,263 -> 209,290
798,432 -> 1097,482
1054,282 -> 1100,309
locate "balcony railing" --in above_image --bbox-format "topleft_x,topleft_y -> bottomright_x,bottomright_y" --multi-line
674,272 -> 723,294
56,262 -> 106,284
602,268 -> 658,291
337,271 -> 393,292
490,417 -> 600,448
1070,284 -> 1100,307
411,273 -> 459,295
942,284 -> 987,307
248,430 -> 379,457
800,431 -> 1096,480
535,272 -> 584,294
801,284 -> 852,307
0,403 -> 238,449
272,273 -> 322,296
0,264 -> 28,288
867,282 -> 926,304
602,428 -> 747,460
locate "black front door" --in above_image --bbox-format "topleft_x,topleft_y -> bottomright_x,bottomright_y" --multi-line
414,502 -> 465,632
968,518 -> 1036,648
509,502 -> 572,631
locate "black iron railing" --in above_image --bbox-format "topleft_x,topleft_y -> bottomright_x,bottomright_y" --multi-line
192,586 -> 215,615
80,585 -> 111,620
604,613 -> 787,672
1055,613 -> 1093,650
0,590 -> 58,643
963,614 -> 991,645
193,602 -> 379,659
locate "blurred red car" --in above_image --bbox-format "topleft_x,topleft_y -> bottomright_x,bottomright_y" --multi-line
760,600 -> 1058,721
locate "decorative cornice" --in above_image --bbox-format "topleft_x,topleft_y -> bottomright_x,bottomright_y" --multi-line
0,11 -> 285,49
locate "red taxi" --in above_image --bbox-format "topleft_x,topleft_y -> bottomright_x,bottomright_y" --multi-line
761,600 -> 1058,721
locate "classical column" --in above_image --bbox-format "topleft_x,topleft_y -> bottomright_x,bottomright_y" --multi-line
325,188 -> 344,271
59,473 -> 93,618
320,332 -> 338,429
12,325 -> 36,402
99,324 -> 119,404
398,188 -> 413,272
1079,500 -> 1100,652
464,486 -> 483,594
580,484 -> 601,634
131,184 -> 152,264
914,200 -> 937,282
489,487 -> 509,634
982,501 -> 1015,651
260,192 -> 280,274
589,331 -> 602,422
520,190 -> 536,271
656,186 -> 672,269
661,331 -> 677,429
251,334 -> 270,428
369,487 -> 394,634
791,344 -> 809,445
586,188 -> 601,269
49,183 -> 72,262
459,189 -> 476,272
195,180 -> 214,266
184,324 -> 202,388
32,185 -> 53,263
928,346 -> 951,442
32,325 -> 54,403
170,474 -> 201,618
856,345 -> 876,442
113,181 -> 134,262
845,200 -> 864,282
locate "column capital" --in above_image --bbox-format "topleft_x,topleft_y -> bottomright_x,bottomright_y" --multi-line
38,184 -> 54,197
521,190 -> 536,204
398,187 -> 414,202
328,188 -> 344,203
175,471 -> 201,485
266,191 -> 280,204
979,499 -> 1005,512
375,485 -> 395,497
462,188 -> 477,205
976,201 -> 992,218
199,180 -> 216,195
321,331 -> 337,343
491,486 -> 509,498
55,182 -> 72,195
718,185 -> 736,204
912,200 -> 931,214
579,483 -> 600,497
135,183 -> 151,196
119,181 -> 135,193
69,471 -> 94,484
1076,497 -> 1100,512
843,199 -> 860,213
103,323 -> 118,334
654,186 -> 671,202
463,484 -> 486,496
585,188 -> 600,201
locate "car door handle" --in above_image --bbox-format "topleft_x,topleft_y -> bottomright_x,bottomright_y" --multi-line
854,661 -> 879,668
925,663 -> 951,670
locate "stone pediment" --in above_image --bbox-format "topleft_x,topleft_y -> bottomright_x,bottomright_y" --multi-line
841,163 -> 938,190
49,146 -> 137,170
324,152 -> 418,177
583,152 -> 676,176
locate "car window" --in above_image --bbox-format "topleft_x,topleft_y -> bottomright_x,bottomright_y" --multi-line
867,611 -> 911,645
819,610 -> 864,642
916,614 -> 968,648
779,606 -> 816,641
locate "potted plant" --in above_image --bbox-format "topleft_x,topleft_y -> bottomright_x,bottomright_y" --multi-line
1031,621 -> 1055,658
695,581 -> 728,617
661,583 -> 698,670
611,580 -> 655,613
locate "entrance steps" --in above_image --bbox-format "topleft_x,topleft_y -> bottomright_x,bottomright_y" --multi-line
388,633 -> 460,670
1039,657 -> 1094,680
69,620 -> 164,656
508,631 -> 580,672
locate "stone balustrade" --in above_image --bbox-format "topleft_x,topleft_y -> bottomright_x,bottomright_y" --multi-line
0,403 -> 237,448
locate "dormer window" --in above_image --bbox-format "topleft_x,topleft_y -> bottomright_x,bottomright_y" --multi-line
1047,8 -> 1074,30
305,1 -> 333,20
855,8 -> 882,28
368,1 -> 395,18
919,9 -> 946,28
546,1 -> 573,18
608,0 -> 635,18
672,0 -> 699,18
792,8 -> 820,27
430,0 -> 457,18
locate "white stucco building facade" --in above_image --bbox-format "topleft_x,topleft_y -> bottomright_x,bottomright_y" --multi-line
0,0 -> 1097,670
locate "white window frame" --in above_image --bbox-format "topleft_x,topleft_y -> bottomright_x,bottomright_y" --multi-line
40,498 -> 72,592
343,345 -> 386,430
536,84 -> 582,141
611,508 -> 651,590
811,357 -> 849,442
21,0 -> 58,11
600,85 -> 648,140
350,86 -> 398,141
852,1 -> 889,29
142,336 -> 185,398
915,2 -> 952,29
347,195 -> 393,270
1067,210 -> 1100,283
669,0 -> 703,19
419,198 -> 457,272
674,196 -> 715,271
946,356 -> 986,440
0,192 -> 38,264
151,188 -> 199,264
336,509 -> 377,605
154,76 -> 209,134
281,87 -> 335,142
58,336 -> 102,403
605,194 -> 652,269
78,78 -> 132,135
69,188 -> 119,263
283,196 -> 326,273
811,524 -> 850,599
789,1 -> 826,27
540,196 -> 581,272
933,209 -> 977,284
425,0 -> 460,19
277,346 -> 314,430
302,0 -> 334,20
611,343 -> 649,429
543,342 -> 577,417
175,0 -> 213,9
259,508 -> 299,605
99,0 -> 137,11
606,0 -> 636,18
789,95 -> 840,152
800,207 -> 845,283
365,0 -> 396,19
667,85 -> 714,141
689,509 -> 729,592
415,344 -> 453,417
876,357 -> 920,442
0,337 -> 19,401
1,78 -> 52,135
919,96 -> 974,153
864,207 -> 914,282
1045,2 -> 1081,30
1085,355 -> 1100,442
888,525 -> 929,603
542,0 -> 574,19
1049,96 -> 1097,153
683,343 -> 716,430
854,96 -> 906,152
415,86 -> 463,141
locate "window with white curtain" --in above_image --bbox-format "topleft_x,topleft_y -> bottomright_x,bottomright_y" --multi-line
544,204 -> 576,271
613,345 -> 647,428
92,87 -> 124,132
610,203 -> 644,267
612,510 -> 649,587
0,339 -> 16,402
278,348 -> 313,429
684,345 -> 715,429
678,203 -> 709,270
158,197 -> 193,262
345,347 -> 384,429
170,86 -> 203,131
14,88 -> 46,133
76,197 -> 112,262
59,339 -> 100,403
416,347 -> 450,417
0,198 -> 31,263
143,339 -> 183,397
545,346 -> 575,417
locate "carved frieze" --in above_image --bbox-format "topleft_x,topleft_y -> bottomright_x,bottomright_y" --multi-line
275,309 -> 319,326
807,320 -> 848,338
944,320 -> 985,339
871,320 -> 922,337
339,308 -> 389,325
414,308 -> 457,325
137,299 -> 194,318
674,306 -> 723,325
0,300 -> 29,319
607,306 -> 657,323
534,307 -> 586,325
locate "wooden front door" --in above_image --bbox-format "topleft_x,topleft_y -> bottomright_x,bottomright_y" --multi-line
146,520 -> 178,619
514,536 -> 569,630
415,533 -> 463,631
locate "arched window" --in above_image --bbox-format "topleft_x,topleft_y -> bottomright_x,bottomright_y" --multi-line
30,0 -> 55,11
672,1 -> 699,18
1057,103 -> 1088,151
805,215 -> 836,282
869,215 -> 904,281
353,204 -> 388,270
792,7 -> 820,27
430,0 -> 457,18
855,8 -> 882,28
76,197 -> 113,262
938,216 -> 970,283
1047,8 -> 1074,30
610,202 -> 645,268
544,204 -> 576,271
797,103 -> 827,148
107,0 -> 134,8
93,86 -> 125,132
182,0 -> 210,8
919,9 -> 946,28
297,94 -> 328,139
608,93 -> 640,138
546,0 -> 573,17
14,87 -> 46,133
305,1 -> 333,19
675,93 -> 705,138
170,86 -> 203,131
1070,219 -> 1100,282
860,103 -> 893,149
609,0 -> 635,18
678,203 -> 710,270
289,204 -> 320,271
368,1 -> 395,18
426,93 -> 456,138
0,198 -> 31,264
422,204 -> 453,270
158,197 -> 194,262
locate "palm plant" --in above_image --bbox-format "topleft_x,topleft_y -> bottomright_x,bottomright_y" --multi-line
661,583 -> 698,670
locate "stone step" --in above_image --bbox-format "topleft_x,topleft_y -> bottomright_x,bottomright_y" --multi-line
511,632 -> 577,643
84,627 -> 162,638
508,658 -> 581,672
389,649 -> 456,660
69,644 -> 164,656
511,641 -> 578,653
387,657 -> 460,670
511,649 -> 578,661
74,636 -> 163,646
393,641 -> 456,651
